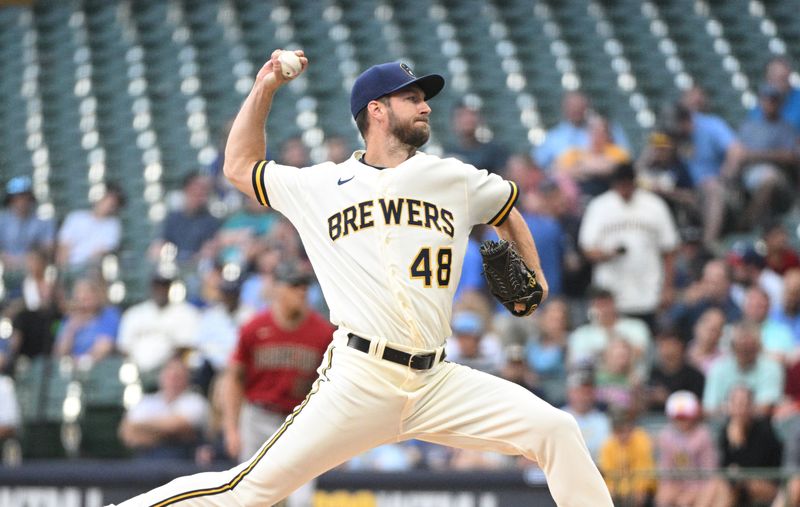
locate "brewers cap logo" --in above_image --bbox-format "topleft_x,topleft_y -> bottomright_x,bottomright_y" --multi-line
400,63 -> 415,77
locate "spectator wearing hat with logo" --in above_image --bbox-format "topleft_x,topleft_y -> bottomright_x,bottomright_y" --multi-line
0,176 -> 55,294
579,162 -> 680,331
635,130 -> 700,230
654,391 -> 718,507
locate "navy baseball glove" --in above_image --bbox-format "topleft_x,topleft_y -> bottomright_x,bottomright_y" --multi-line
480,239 -> 544,317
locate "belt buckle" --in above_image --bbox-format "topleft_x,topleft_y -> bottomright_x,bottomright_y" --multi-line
408,352 -> 435,370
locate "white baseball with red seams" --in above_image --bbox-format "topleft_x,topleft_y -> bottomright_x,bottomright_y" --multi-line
277,50 -> 302,78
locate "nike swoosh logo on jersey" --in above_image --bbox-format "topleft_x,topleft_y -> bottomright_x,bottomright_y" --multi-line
337,176 -> 355,185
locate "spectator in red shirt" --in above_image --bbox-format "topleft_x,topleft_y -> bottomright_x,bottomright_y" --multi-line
221,261 -> 333,506
763,221 -> 800,276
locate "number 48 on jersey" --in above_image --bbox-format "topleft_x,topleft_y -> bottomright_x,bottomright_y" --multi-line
410,247 -> 452,287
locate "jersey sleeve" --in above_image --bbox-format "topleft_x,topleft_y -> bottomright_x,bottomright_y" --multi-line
251,159 -> 304,217
464,165 -> 519,226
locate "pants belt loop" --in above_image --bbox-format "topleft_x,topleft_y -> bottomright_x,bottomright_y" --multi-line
372,336 -> 388,359
434,345 -> 444,365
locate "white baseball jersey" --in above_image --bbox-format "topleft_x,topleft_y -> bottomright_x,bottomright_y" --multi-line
579,188 -> 679,313
113,150 -> 614,507
251,150 -> 518,351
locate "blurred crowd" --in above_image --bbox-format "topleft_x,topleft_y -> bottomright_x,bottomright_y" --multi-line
1,56 -> 800,507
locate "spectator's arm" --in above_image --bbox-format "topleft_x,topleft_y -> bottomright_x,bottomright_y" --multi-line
755,360 -> 786,416
88,335 -> 114,362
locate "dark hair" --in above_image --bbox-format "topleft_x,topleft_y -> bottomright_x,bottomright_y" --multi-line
104,182 -> 127,208
354,96 -> 390,140
181,171 -> 207,189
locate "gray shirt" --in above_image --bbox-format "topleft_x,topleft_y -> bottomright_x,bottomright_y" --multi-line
738,117 -> 797,151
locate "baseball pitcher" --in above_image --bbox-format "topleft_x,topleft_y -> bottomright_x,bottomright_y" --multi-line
112,49 -> 613,507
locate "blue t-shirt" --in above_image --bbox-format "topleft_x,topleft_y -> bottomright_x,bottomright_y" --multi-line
749,87 -> 800,133
57,306 -> 121,356
523,213 -> 565,296
0,210 -> 55,257
685,112 -> 736,185
454,238 -> 486,301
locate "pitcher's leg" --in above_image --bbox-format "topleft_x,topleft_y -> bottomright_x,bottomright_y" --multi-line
114,347 -> 402,506
405,363 -> 613,507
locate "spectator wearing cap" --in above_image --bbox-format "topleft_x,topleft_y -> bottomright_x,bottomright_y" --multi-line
533,91 -> 630,170
635,130 -> 700,230
733,83 -> 799,229
598,406 -> 656,507
749,56 -> 800,133
53,277 -> 120,363
661,101 -> 741,248
712,385 -> 783,507
221,262 -> 332,505
445,311 -> 504,376
117,273 -> 200,378
702,323 -> 784,417
561,368 -> 611,461
654,391 -> 718,507
56,183 -> 125,272
119,354 -> 209,460
673,226 -> 714,292
443,101 -> 508,174
554,114 -> 631,201
728,243 -> 784,315
739,286 -> 795,364
579,162 -> 680,330
194,277 -> 254,396
567,287 -> 652,376
646,327 -> 705,413
0,176 -> 55,291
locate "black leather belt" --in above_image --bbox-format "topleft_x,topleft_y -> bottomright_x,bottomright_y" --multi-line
347,333 -> 444,370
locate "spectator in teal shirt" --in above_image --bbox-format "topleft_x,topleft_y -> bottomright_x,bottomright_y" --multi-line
702,322 -> 784,418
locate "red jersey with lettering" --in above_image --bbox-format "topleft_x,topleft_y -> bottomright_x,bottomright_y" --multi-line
232,310 -> 334,414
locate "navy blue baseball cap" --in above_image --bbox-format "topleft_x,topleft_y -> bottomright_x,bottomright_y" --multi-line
350,62 -> 445,119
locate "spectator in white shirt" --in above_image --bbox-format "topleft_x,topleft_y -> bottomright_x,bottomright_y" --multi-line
56,184 -> 124,270
579,162 -> 679,331
119,355 -> 208,460
117,273 -> 199,377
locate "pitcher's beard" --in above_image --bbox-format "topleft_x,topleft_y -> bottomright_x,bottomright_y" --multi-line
391,118 -> 430,148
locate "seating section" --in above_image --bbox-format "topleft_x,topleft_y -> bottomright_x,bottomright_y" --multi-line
0,0 -> 793,303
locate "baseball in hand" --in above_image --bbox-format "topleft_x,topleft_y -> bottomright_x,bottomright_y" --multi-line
278,50 -> 302,78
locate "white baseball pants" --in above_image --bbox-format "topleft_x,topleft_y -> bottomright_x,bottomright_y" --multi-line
113,331 -> 613,507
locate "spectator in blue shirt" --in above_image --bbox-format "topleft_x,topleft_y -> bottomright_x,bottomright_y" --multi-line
151,173 -> 221,265
54,278 -> 120,362
772,268 -> 800,345
0,176 -> 55,294
534,91 -> 630,170
521,179 -> 565,296
735,83 -> 799,229
663,102 -> 740,248
749,56 -> 800,133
